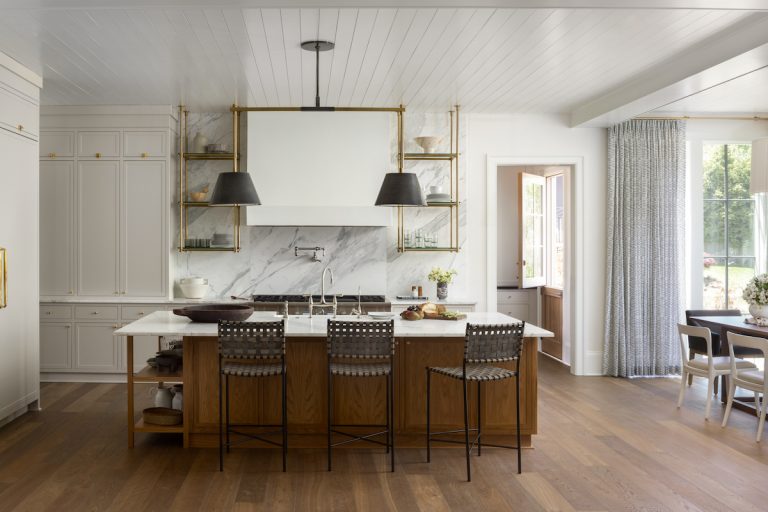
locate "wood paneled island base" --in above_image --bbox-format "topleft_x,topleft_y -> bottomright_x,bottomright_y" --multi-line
117,312 -> 552,449
183,336 -> 538,449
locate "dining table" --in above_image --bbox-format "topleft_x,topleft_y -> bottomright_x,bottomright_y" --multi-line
690,315 -> 767,414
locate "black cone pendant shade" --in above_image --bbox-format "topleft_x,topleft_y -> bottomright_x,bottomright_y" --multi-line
375,172 -> 426,206
209,172 -> 261,206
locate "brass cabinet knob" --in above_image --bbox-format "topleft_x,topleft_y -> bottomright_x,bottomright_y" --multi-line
68,290 -> 73,295
96,152 -> 101,158
141,152 -> 148,158
138,312 -> 145,316
17,124 -> 23,131
112,324 -> 118,329
45,311 -> 52,315
49,152 -> 56,158
65,325 -> 70,329
91,311 -> 98,315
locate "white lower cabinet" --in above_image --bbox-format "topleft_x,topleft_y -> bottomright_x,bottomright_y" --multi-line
40,323 -> 72,370
497,289 -> 538,323
74,323 -> 120,372
40,303 -> 164,380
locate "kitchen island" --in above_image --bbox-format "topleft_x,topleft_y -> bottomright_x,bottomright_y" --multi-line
115,312 -> 553,449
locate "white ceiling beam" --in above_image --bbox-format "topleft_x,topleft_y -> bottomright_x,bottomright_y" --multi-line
569,13 -> 768,127
2,1 -> 767,10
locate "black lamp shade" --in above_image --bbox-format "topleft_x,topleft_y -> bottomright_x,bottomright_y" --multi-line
209,172 -> 261,206
374,172 -> 426,206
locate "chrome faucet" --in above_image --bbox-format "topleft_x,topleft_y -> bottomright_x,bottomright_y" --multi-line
320,266 -> 334,304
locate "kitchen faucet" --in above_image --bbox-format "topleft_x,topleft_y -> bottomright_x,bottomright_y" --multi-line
320,266 -> 334,304
308,265 -> 337,316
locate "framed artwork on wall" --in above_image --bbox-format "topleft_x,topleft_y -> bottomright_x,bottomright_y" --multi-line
0,248 -> 6,308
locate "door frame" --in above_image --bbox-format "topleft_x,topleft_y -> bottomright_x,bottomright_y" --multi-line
486,156 -> 585,375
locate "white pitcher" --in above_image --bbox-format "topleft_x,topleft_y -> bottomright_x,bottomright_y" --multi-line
171,385 -> 183,410
154,383 -> 173,408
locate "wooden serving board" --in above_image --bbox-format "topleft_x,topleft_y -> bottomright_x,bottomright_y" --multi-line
423,312 -> 467,321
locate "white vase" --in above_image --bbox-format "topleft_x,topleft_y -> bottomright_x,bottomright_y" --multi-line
192,132 -> 208,154
154,383 -> 173,408
749,304 -> 768,319
171,385 -> 183,410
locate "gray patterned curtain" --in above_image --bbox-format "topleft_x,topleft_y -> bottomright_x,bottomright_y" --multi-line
603,120 -> 686,377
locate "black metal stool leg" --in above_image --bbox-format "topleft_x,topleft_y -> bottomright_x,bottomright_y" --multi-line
477,381 -> 482,457
218,363 -> 223,472
426,368 -> 431,463
282,370 -> 287,472
515,374 -> 521,474
385,373 -> 390,454
327,367 -> 333,472
463,376 -> 471,482
389,370 -> 395,473
225,375 -> 230,453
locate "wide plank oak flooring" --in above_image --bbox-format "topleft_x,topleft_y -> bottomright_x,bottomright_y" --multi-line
0,356 -> 767,511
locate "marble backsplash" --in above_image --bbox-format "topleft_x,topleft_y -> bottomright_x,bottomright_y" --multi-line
174,111 -> 467,300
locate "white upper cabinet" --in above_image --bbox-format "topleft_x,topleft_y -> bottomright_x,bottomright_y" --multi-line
77,160 -> 120,296
78,131 -> 120,158
40,131 -> 75,159
123,131 -> 167,158
121,160 -> 167,297
0,83 -> 39,140
40,160 -> 75,296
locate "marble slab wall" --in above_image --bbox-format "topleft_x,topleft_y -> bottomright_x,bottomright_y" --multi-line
173,112 -> 467,300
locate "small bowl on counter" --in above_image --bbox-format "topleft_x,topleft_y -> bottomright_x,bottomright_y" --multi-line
179,277 -> 209,299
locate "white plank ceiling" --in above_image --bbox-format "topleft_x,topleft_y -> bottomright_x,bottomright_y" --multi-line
0,7 -> 758,112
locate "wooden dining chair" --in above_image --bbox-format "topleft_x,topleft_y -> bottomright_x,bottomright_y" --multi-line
677,324 -> 756,420
721,332 -> 768,442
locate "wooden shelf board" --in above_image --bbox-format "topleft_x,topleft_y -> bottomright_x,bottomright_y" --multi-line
181,246 -> 237,252
402,247 -> 459,252
133,366 -> 183,383
134,418 -> 183,433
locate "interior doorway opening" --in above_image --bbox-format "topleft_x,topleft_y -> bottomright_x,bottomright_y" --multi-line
494,163 -> 571,365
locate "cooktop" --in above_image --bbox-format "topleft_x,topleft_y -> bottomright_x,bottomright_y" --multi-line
251,294 -> 386,303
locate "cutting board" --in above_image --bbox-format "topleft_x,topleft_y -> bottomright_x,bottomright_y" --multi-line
423,312 -> 467,321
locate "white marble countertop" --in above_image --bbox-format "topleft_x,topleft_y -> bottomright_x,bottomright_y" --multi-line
115,311 -> 553,339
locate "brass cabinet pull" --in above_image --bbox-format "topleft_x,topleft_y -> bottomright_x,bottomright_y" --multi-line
138,312 -> 145,316
49,152 -> 56,158
17,124 -> 23,131
90,311 -> 99,315
141,152 -> 148,158
68,290 -> 73,295
45,311 -> 52,315
96,152 -> 101,158
112,324 -> 119,329
65,325 -> 70,329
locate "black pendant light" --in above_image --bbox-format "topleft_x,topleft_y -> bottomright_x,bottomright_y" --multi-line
209,172 -> 261,206
375,173 -> 426,206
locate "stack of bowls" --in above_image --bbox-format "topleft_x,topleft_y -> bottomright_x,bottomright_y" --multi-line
179,277 -> 209,299
211,233 -> 234,248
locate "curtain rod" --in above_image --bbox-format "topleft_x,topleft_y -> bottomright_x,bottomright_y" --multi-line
634,115 -> 768,121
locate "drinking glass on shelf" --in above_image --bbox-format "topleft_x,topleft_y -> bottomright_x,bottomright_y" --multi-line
404,230 -> 412,247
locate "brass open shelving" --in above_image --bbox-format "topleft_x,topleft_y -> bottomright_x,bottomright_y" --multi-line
178,105 -> 242,252
397,106 -> 461,253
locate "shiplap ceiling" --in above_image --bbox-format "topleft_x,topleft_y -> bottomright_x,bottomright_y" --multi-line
0,7 -> 761,112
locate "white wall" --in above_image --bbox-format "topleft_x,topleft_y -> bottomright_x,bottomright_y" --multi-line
686,119 -> 768,310
467,114 -> 608,375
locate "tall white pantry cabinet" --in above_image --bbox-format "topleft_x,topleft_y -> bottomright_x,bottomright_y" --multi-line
0,52 -> 41,424
39,107 -> 175,380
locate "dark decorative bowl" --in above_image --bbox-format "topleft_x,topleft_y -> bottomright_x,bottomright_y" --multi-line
172,304 -> 254,323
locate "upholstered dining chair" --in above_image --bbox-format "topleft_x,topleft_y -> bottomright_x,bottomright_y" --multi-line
722,332 -> 768,442
685,309 -> 742,394
677,323 -> 756,420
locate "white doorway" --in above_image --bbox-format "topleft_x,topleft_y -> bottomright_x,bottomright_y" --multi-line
486,156 -> 586,374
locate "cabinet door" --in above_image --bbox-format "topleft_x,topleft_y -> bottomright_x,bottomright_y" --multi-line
0,85 -> 39,140
123,131 -> 167,158
40,131 -> 75,159
121,160 -> 167,297
118,335 -> 160,371
74,323 -> 120,372
77,160 -> 120,296
40,323 -> 72,370
498,304 -> 530,322
40,160 -> 75,296
78,131 -> 120,158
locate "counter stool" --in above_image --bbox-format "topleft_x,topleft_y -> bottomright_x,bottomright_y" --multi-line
426,322 -> 525,482
218,320 -> 287,472
327,319 -> 395,472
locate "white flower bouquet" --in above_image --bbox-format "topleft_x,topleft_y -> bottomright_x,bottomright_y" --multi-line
742,273 -> 768,305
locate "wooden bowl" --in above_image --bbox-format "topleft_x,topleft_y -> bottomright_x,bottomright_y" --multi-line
143,407 -> 182,426
172,304 -> 254,323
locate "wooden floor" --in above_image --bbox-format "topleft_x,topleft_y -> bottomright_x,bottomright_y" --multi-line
1,356 -> 767,512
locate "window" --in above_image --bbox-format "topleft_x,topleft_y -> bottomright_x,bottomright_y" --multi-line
547,174 -> 565,289
702,143 -> 755,311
